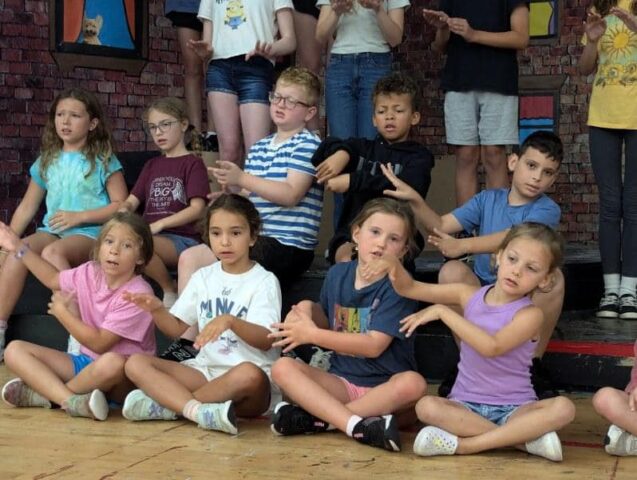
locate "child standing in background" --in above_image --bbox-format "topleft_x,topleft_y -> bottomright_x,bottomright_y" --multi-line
122,195 -> 281,434
269,198 -> 427,452
120,97 -> 209,308
189,0 -> 296,167
316,0 -> 410,225
423,1 -> 529,206
0,88 -> 127,361
368,223 -> 575,461
311,72 -> 433,267
0,212 -> 156,421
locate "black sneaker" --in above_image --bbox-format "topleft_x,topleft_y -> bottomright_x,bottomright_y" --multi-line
619,294 -> 637,320
202,132 -> 219,152
352,415 -> 401,452
437,364 -> 458,398
596,293 -> 620,318
530,357 -> 559,400
159,338 -> 199,362
270,402 -> 329,436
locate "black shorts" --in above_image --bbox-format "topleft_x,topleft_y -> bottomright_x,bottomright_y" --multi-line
166,11 -> 203,32
293,0 -> 320,19
253,236 -> 314,286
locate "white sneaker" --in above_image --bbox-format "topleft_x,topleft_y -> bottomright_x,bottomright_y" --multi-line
605,424 -> 637,456
67,335 -> 81,355
64,389 -> 109,421
196,400 -> 238,435
413,426 -> 458,456
122,389 -> 177,421
2,378 -> 51,408
525,431 -> 563,461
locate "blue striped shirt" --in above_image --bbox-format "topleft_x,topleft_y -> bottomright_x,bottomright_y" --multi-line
245,130 -> 323,250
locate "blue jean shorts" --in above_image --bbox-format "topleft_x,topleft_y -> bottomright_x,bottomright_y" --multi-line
206,55 -> 274,104
159,233 -> 199,256
69,353 -> 94,376
456,400 -> 521,426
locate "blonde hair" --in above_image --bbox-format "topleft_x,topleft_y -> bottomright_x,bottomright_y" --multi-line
497,223 -> 564,272
276,66 -> 321,106
350,198 -> 418,257
92,212 -> 154,275
143,97 -> 202,155
40,88 -> 114,180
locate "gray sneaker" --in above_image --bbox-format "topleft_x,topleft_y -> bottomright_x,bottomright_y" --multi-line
64,389 -> 109,421
2,378 -> 51,408
122,389 -> 177,421
196,400 -> 238,435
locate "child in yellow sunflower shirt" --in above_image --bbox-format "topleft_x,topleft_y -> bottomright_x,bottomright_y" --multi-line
578,1 -> 637,319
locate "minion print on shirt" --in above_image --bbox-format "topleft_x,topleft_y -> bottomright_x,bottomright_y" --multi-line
225,0 -> 247,30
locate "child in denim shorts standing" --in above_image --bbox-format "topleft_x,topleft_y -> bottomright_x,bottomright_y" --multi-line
190,1 -> 296,167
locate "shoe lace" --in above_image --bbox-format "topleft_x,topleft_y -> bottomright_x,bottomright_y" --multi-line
600,293 -> 619,306
621,295 -> 637,307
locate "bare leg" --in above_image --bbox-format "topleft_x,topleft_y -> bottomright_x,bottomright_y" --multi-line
209,92 -> 242,166
144,236 -> 179,294
293,10 -> 322,132
532,268 -> 565,357
482,145 -> 510,190
66,352 -> 132,402
239,102 -> 272,154
593,387 -> 637,436
177,26 -> 204,132
454,145 -> 481,206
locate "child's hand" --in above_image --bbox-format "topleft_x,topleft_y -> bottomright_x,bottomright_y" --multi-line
584,11 -> 607,42
325,174 -> 350,193
422,9 -> 449,29
380,163 -> 420,203
194,314 -> 234,349
360,255 -> 395,281
316,152 -> 349,184
149,220 -> 165,235
48,210 -> 82,232
269,305 -> 317,353
358,0 -> 381,12
399,305 -> 445,337
0,222 -> 20,253
331,0 -> 354,15
245,41 -> 276,61
187,39 -> 213,61
122,291 -> 164,313
611,7 -> 637,32
209,161 -> 244,187
428,228 -> 466,259
447,17 -> 476,42
47,291 -> 76,319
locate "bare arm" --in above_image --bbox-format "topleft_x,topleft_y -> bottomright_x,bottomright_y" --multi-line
195,314 -> 274,351
71,171 -> 128,225
8,180 -> 46,237
449,5 -> 529,50
578,11 -> 606,75
401,303 -> 543,358
423,9 -> 451,53
149,197 -> 206,235
316,5 -> 343,44
270,8 -> 296,57
371,4 -> 406,48
122,292 -> 189,338
119,194 -> 141,213
428,228 -> 508,259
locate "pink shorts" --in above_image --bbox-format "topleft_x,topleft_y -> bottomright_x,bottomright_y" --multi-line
337,376 -> 373,401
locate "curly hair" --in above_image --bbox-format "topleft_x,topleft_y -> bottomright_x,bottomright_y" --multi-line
593,0 -> 637,16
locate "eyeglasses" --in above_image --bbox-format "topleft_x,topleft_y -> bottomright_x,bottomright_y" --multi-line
268,92 -> 312,110
146,120 -> 179,135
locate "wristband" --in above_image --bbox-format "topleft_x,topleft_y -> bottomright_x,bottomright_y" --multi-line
15,243 -> 29,260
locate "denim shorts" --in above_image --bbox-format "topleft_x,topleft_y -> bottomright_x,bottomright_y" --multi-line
206,55 -> 274,104
455,400 -> 521,426
158,233 -> 199,256
69,353 -> 94,376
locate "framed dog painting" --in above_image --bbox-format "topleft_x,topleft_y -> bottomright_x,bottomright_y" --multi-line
49,0 -> 148,74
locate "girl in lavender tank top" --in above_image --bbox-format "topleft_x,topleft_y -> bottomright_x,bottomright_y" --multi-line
362,222 -> 575,461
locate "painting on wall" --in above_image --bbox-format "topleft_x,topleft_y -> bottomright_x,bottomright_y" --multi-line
49,0 -> 148,74
530,0 -> 558,40
519,93 -> 559,144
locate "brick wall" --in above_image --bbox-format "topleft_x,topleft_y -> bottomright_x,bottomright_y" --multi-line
1,0 -> 596,243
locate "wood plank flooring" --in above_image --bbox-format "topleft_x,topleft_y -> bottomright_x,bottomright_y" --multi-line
1,366 -> 635,479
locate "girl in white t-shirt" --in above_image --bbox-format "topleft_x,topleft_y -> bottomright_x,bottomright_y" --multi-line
189,0 -> 296,168
122,194 -> 282,434
0,212 -> 156,421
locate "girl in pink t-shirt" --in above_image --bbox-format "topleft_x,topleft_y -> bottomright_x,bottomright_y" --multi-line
0,212 -> 156,421
120,97 -> 209,308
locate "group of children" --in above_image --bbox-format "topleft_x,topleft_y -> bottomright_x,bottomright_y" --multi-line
1,0 -> 637,465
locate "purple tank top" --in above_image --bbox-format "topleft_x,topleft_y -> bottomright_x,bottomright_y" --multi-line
449,285 -> 537,405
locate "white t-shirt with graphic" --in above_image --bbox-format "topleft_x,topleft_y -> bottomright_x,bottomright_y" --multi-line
198,0 -> 293,60
170,261 -> 282,374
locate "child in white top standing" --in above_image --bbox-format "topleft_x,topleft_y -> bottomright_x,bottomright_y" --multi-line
365,223 -> 575,461
120,97 -> 209,307
190,0 -> 296,167
122,194 -> 281,434
0,212 -> 156,421
0,88 -> 128,360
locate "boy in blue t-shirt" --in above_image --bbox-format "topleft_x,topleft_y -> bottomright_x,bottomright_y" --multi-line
383,130 -> 563,398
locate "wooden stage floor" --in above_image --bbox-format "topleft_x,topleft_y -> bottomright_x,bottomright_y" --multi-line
1,366 -> 636,479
